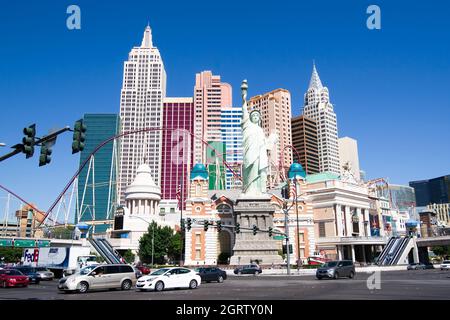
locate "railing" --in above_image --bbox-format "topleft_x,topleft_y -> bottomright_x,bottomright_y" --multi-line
316,236 -> 389,244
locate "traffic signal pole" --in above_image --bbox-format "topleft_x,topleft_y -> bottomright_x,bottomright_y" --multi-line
0,126 -> 71,163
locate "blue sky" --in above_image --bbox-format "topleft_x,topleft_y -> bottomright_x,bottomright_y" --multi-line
0,0 -> 449,214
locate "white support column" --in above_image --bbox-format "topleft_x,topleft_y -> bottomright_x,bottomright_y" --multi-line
335,204 -> 343,237
364,209 -> 371,237
351,245 -> 356,262
337,245 -> 343,260
345,206 -> 352,237
357,208 -> 363,236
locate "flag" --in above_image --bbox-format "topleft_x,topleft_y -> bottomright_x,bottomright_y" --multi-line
176,184 -> 182,209
289,181 -> 297,199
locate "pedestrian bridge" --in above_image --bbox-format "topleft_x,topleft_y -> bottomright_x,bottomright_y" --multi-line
416,235 -> 450,247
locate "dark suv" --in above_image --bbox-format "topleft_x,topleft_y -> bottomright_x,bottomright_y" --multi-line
234,264 -> 262,275
316,260 -> 355,279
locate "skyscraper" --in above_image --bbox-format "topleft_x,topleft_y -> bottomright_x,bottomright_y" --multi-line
291,115 -> 320,174
249,89 -> 293,184
302,63 -> 340,174
338,137 -> 361,181
161,97 -> 194,205
409,175 -> 450,206
77,114 -> 120,233
193,71 -> 232,164
118,25 -> 167,204
221,108 -> 243,189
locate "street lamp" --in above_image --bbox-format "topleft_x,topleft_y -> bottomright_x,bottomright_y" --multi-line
129,216 -> 155,267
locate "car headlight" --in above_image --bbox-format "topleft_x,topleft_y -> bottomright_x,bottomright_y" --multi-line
327,269 -> 335,274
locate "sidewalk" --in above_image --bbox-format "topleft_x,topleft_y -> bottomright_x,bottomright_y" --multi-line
225,265 -> 410,276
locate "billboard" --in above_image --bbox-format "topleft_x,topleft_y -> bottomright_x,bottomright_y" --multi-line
22,247 -> 70,268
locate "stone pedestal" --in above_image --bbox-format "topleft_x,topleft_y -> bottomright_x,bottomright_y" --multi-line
229,196 -> 283,265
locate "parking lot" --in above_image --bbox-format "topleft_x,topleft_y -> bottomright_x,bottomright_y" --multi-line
0,269 -> 449,300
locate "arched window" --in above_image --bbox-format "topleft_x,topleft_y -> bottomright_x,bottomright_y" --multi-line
217,204 -> 232,215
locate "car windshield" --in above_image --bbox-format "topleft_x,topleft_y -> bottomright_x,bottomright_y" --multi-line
322,261 -> 338,268
443,260 -> 450,264
150,268 -> 170,276
79,266 -> 96,275
4,270 -> 23,275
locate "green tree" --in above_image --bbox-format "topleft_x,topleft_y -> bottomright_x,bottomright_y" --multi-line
0,247 -> 23,263
138,222 -> 176,265
431,246 -> 450,258
168,231 -> 182,263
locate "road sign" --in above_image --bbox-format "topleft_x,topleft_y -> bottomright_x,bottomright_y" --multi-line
37,240 -> 50,247
273,235 -> 285,240
13,239 -> 36,247
0,239 -> 13,247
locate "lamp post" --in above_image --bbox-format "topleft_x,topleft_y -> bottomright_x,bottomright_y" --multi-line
129,216 -> 155,267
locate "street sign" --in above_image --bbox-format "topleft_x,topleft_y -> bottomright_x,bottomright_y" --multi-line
0,239 -> 13,247
13,239 -> 36,247
37,240 -> 50,247
273,235 -> 285,240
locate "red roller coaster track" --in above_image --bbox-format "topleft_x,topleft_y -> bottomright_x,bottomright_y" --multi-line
32,127 -> 243,227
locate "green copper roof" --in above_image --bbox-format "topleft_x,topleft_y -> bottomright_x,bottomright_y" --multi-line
191,163 -> 208,180
288,162 -> 306,179
306,171 -> 340,183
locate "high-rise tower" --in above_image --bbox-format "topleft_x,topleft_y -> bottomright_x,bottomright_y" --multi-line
193,71 -> 232,165
302,63 -> 340,174
118,25 -> 167,204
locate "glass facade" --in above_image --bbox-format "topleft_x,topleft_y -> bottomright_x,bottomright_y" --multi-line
409,175 -> 450,206
221,108 -> 243,189
77,114 -> 120,234
161,99 -> 194,206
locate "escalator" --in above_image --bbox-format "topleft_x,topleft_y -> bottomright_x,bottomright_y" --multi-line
88,237 -> 123,264
376,237 -> 396,265
377,236 -> 415,265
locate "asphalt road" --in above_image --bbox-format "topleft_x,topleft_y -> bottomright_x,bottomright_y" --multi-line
0,269 -> 449,300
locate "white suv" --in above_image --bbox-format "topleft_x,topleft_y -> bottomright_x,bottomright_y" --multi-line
441,260 -> 450,270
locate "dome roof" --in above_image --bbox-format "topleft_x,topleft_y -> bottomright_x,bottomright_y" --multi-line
125,163 -> 161,201
191,163 -> 208,180
288,162 -> 306,179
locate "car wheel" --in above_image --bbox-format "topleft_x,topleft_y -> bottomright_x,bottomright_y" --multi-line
254,271 -> 260,276
2,281 -> 7,288
189,280 -> 198,289
317,277 -> 322,280
349,271 -> 355,279
218,275 -> 224,283
121,280 -> 132,290
78,281 -> 89,294
237,270 -> 242,275
155,281 -> 164,292
333,272 -> 339,279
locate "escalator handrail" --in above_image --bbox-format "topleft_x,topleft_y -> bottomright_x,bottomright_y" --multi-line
90,238 -> 115,264
392,237 -> 411,265
96,238 -> 120,264
378,237 -> 397,265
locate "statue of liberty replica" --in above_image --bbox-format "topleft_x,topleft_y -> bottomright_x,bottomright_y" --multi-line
229,80 -> 283,266
240,79 -> 277,197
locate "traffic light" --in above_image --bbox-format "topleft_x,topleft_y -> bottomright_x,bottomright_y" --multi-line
186,218 -> 192,231
281,184 -> 289,200
22,124 -> 36,158
268,227 -> 273,237
72,119 -> 87,154
39,143 -> 53,167
216,221 -> 222,232
235,223 -> 240,234
253,225 -> 258,236
204,220 -> 209,232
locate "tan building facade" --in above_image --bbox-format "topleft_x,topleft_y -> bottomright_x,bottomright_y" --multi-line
249,89 -> 293,185
291,115 -> 320,174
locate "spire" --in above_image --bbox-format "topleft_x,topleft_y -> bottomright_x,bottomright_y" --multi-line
308,61 -> 323,90
141,24 -> 153,48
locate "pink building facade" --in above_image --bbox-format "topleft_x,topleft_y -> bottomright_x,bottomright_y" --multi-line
193,71 -> 232,164
161,97 -> 194,206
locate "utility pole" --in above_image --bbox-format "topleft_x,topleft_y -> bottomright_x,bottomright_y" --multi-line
294,178 -> 300,271
283,201 -> 291,275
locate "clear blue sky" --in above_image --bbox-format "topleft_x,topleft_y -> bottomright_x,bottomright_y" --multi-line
0,0 -> 449,213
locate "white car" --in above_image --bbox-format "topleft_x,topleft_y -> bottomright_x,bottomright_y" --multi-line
136,267 -> 201,292
441,260 -> 450,270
